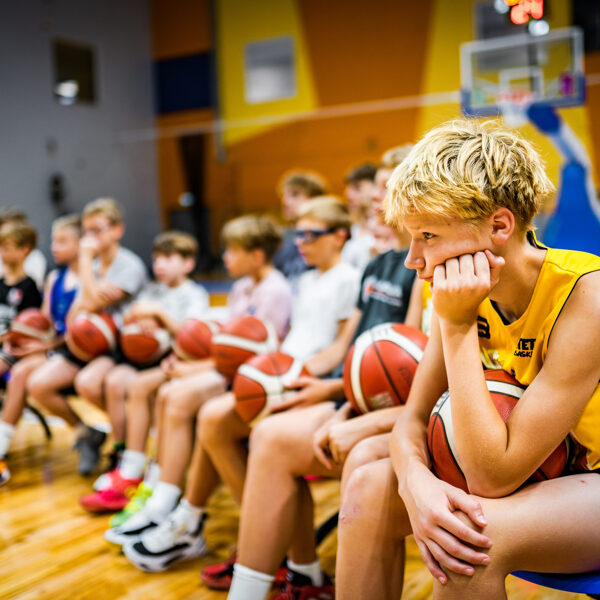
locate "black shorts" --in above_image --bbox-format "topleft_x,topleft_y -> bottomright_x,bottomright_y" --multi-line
48,344 -> 88,369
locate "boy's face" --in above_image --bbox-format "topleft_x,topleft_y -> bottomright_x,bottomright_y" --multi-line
223,244 -> 261,278
51,227 -> 79,265
369,168 -> 394,217
345,180 -> 375,214
0,241 -> 29,267
403,215 -> 490,282
281,185 -> 310,221
294,217 -> 343,267
153,252 -> 193,286
81,214 -> 122,253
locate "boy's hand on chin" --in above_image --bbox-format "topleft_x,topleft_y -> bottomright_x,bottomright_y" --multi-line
432,250 -> 504,326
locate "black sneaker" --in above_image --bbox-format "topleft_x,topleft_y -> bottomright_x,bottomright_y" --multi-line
74,426 -> 107,476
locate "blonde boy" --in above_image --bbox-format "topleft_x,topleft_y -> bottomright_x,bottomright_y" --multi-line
27,198 -> 147,476
336,120 -> 600,599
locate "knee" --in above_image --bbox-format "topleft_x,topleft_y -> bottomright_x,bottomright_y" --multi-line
104,370 -> 125,399
10,359 -> 31,383
343,439 -> 384,480
339,464 -> 383,528
74,370 -> 101,402
27,370 -> 49,399
164,392 -> 195,422
248,417 -> 290,459
199,399 -> 234,447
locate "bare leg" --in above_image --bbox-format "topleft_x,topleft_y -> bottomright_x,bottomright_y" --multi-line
27,356 -> 82,427
126,367 -> 168,452
159,370 -> 226,487
0,352 -> 47,425
236,403 -> 339,575
103,364 -> 137,444
340,433 -> 391,496
74,356 -> 115,410
336,458 -> 412,600
434,474 -> 600,600
195,393 -> 252,506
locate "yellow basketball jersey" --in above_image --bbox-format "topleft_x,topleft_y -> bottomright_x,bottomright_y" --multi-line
477,242 -> 600,469
421,281 -> 432,337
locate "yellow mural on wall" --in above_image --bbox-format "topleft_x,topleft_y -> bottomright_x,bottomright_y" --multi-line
416,0 -> 595,205
214,0 -> 317,146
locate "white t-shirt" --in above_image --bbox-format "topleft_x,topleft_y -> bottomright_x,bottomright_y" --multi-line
342,224 -> 374,275
281,261 -> 359,363
93,247 -> 147,323
136,279 -> 209,323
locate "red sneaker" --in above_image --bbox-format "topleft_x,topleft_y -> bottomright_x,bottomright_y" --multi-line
200,551 -> 288,591
272,570 -> 334,600
79,470 -> 141,513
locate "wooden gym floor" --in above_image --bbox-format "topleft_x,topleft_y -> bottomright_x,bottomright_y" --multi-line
0,400 -> 590,599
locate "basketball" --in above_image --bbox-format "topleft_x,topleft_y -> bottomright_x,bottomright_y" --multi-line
342,322 -> 428,414
66,311 -> 119,362
210,315 -> 279,379
8,308 -> 56,345
119,318 -> 171,366
427,369 -> 571,493
173,319 -> 221,361
233,351 -> 310,424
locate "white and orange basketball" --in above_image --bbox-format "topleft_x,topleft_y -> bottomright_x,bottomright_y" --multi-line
8,308 -> 56,345
173,319 -> 221,361
66,311 -> 118,362
233,351 -> 309,425
210,315 -> 279,379
119,318 -> 171,366
342,322 -> 428,414
427,369 -> 571,493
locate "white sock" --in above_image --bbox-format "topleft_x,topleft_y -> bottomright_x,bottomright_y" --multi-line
120,450 -> 147,479
143,461 -> 161,488
287,558 -> 324,586
0,421 -> 15,458
172,498 -> 204,531
144,481 -> 180,518
228,564 -> 274,600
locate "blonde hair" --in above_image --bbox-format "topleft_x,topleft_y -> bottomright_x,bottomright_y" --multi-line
221,215 -> 282,260
153,230 -> 198,259
52,214 -> 81,236
82,197 -> 123,225
277,170 -> 328,198
380,145 -> 414,170
384,120 -> 554,232
297,196 -> 352,235
0,221 -> 37,249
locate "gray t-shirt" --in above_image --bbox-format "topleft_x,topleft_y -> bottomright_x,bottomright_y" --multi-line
93,247 -> 147,323
136,279 -> 209,323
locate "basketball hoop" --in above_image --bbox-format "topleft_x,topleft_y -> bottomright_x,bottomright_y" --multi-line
498,90 -> 533,127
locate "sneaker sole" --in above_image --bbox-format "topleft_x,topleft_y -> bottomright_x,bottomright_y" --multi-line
123,538 -> 207,573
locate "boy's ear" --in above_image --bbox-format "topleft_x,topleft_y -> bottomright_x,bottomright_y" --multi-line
183,257 -> 195,274
113,222 -> 125,240
488,208 -> 515,245
252,247 -> 267,265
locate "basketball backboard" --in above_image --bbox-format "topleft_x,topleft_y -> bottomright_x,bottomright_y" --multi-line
460,27 -> 585,119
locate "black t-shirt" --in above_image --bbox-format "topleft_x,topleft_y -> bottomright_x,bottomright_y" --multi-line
354,248 -> 416,339
0,276 -> 43,334
331,249 -> 416,378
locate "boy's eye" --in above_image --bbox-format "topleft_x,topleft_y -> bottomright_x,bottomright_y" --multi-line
423,232 -> 435,240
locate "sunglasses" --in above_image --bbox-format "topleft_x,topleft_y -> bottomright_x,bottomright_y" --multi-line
294,227 -> 337,243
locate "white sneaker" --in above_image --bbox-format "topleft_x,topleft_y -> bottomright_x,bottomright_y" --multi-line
123,508 -> 206,572
104,506 -> 160,546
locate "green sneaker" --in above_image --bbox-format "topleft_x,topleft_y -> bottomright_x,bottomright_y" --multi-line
109,482 -> 153,528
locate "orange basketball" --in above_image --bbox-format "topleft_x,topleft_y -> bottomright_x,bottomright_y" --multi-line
210,315 -> 279,379
343,323 -> 428,414
233,351 -> 310,424
8,308 -> 56,345
173,319 -> 221,361
66,311 -> 118,362
427,369 -> 571,493
119,318 -> 171,366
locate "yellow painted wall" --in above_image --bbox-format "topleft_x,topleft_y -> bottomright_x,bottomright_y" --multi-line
213,0 -> 317,145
